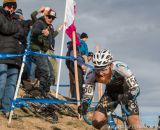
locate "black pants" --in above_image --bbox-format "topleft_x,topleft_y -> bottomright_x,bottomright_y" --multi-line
66,60 -> 84,99
30,54 -> 54,92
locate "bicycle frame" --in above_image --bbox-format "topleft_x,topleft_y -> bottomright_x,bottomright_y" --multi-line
83,101 -> 130,130
106,103 -> 129,130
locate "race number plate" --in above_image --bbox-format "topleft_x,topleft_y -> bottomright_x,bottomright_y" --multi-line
83,84 -> 94,96
126,75 -> 138,88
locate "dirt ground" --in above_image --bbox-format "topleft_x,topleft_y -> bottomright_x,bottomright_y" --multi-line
0,108 -> 95,130
0,111 -> 156,130
0,88 -> 96,130
0,89 -> 156,130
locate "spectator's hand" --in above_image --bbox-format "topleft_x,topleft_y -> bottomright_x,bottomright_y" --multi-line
42,28 -> 49,36
57,22 -> 66,32
38,6 -> 45,13
78,102 -> 88,115
118,94 -> 129,105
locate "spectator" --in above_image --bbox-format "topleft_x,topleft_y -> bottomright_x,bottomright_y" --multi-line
30,7 -> 64,95
15,8 -> 24,20
87,51 -> 94,62
78,32 -> 89,61
13,9 -> 34,83
66,41 -> 85,99
30,6 -> 65,84
0,0 -> 24,117
13,8 -> 33,50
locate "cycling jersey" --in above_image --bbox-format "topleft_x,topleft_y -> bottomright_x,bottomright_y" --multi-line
82,61 -> 140,115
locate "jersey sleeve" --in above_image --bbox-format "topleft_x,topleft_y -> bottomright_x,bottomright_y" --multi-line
113,61 -> 140,99
81,70 -> 96,104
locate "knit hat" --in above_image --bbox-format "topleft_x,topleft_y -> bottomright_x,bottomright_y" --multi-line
80,32 -> 88,39
43,7 -> 56,18
15,9 -> 23,16
3,0 -> 17,8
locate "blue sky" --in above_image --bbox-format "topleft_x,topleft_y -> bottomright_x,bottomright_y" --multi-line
1,0 -> 159,126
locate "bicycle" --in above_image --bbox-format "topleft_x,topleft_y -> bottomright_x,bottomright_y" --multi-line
83,101 -> 130,130
18,79 -> 79,123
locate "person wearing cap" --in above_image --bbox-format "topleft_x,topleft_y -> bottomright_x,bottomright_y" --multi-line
13,8 -> 30,53
14,8 -> 24,20
0,0 -> 23,117
87,52 -> 94,62
30,7 -> 65,95
29,7 -> 65,84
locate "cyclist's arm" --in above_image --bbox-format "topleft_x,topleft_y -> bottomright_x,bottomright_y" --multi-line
113,61 -> 140,99
81,70 -> 96,105
125,74 -> 140,99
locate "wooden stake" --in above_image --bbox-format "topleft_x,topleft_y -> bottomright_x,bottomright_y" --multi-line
72,31 -> 80,106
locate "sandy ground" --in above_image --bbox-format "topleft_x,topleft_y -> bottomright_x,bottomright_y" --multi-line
0,111 -> 156,130
0,108 -> 95,130
0,89 -> 156,130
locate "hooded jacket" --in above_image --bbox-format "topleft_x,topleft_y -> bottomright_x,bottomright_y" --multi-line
0,6 -> 24,67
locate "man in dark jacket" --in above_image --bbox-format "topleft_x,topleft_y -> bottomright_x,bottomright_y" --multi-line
66,41 -> 85,99
30,7 -> 58,95
29,7 -> 64,84
0,0 -> 24,117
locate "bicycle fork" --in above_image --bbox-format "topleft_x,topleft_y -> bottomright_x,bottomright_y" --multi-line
107,112 -> 117,130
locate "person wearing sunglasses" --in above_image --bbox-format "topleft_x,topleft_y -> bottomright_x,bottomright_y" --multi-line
3,0 -> 17,15
78,49 -> 141,130
0,0 -> 24,118
29,7 -> 65,95
29,7 -> 65,85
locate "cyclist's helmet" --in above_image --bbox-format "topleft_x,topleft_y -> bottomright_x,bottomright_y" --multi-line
92,49 -> 113,69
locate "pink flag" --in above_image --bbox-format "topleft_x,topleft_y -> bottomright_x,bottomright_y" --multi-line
65,0 -> 80,46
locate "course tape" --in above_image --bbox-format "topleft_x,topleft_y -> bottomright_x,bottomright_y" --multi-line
15,98 -> 78,104
12,98 -> 79,109
9,97 -> 98,110
0,53 -> 24,58
53,84 -> 70,87
0,51 -> 94,69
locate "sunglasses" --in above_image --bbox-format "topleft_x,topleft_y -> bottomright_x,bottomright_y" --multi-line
95,66 -> 110,74
7,5 -> 17,10
47,15 -> 55,20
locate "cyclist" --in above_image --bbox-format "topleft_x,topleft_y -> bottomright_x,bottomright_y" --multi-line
78,49 -> 141,130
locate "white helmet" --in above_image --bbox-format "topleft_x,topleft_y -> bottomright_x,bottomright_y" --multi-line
92,49 -> 113,68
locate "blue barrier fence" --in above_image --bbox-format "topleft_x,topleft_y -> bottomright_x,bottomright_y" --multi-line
0,45 -> 94,109
0,51 -> 94,69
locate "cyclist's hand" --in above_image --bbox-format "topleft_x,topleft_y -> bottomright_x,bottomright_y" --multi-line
78,102 -> 88,115
118,94 -> 129,105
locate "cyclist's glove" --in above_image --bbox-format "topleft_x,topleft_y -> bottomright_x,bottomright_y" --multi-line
78,102 -> 89,115
118,94 -> 129,105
